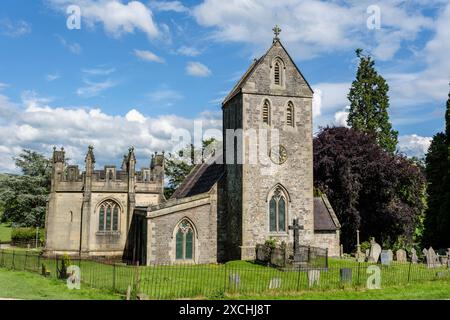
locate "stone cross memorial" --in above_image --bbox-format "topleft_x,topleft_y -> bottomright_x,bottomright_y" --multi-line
289,218 -> 304,259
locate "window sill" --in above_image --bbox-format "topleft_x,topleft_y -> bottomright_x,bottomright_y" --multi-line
96,231 -> 121,236
268,233 -> 289,237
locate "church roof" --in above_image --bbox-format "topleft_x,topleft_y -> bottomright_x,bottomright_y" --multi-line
170,153 -> 224,199
222,39 -> 314,106
314,195 -> 341,231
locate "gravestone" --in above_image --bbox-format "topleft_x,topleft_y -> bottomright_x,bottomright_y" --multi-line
256,244 -> 268,262
229,273 -> 240,290
447,249 -> 450,268
411,248 -> 418,264
381,250 -> 392,266
340,244 -> 344,258
396,249 -> 407,263
289,218 -> 304,262
368,238 -> 382,263
269,278 -> 282,289
340,268 -> 352,284
425,247 -> 441,268
307,269 -> 320,287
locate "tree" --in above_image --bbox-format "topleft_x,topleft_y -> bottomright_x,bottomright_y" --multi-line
0,150 -> 51,227
313,127 -> 426,251
347,49 -> 398,153
423,89 -> 450,247
164,138 -> 218,198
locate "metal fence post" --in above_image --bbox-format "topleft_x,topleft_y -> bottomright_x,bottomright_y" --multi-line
12,251 -> 15,270
112,263 -> 116,292
357,263 -> 360,286
24,251 -> 28,270
407,260 -> 412,283
223,263 -> 227,294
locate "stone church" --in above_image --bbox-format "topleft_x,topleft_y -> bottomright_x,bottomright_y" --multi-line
45,30 -> 341,265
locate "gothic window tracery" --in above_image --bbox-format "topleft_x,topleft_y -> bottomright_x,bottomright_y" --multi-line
175,219 -> 194,260
269,187 -> 288,233
98,200 -> 120,232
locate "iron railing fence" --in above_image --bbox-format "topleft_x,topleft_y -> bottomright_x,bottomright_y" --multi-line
0,249 -> 449,299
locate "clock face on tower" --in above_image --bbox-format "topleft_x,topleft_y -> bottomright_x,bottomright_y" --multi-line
270,145 -> 287,165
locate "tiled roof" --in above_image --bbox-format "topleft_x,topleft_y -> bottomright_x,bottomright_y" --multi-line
314,195 -> 341,231
171,153 -> 224,199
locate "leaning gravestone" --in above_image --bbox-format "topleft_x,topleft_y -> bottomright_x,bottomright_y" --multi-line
396,249 -> 407,263
340,268 -> 352,284
368,239 -> 382,263
381,250 -> 392,266
307,269 -> 320,287
411,248 -> 418,264
269,278 -> 281,290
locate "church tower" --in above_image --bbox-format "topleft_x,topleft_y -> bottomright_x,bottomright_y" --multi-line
222,26 -> 315,260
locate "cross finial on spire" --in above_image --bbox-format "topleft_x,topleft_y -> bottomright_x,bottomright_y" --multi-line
273,25 -> 281,40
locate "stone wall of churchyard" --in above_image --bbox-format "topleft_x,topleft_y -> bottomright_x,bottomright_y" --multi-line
313,231 -> 340,257
146,187 -> 219,265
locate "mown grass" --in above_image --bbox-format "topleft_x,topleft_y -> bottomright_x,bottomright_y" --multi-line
0,268 -> 122,300
1,250 -> 449,300
0,223 -> 11,242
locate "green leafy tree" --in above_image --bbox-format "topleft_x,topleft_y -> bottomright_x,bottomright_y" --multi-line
0,150 -> 51,227
423,89 -> 450,247
164,138 -> 218,198
347,49 -> 398,153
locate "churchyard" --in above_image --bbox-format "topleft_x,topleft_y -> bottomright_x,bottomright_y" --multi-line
1,245 -> 449,300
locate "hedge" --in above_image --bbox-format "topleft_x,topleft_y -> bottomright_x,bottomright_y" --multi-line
11,227 -> 45,243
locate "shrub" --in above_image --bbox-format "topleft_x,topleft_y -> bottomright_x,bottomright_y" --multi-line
11,227 -> 45,243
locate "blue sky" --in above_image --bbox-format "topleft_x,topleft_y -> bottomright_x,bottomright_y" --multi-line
0,0 -> 449,172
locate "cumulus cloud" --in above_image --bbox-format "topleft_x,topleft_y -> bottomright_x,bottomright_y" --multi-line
186,61 -> 211,77
133,49 -> 165,63
333,106 -> 350,128
398,134 -> 432,158
0,19 -> 31,37
48,0 -> 159,39
0,91 -> 221,173
312,89 -> 322,118
192,0 -> 435,60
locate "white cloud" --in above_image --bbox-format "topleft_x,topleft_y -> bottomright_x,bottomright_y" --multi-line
398,134 -> 432,158
56,35 -> 82,54
186,61 -> 211,77
46,74 -> 60,82
82,67 -> 116,76
312,82 -> 350,115
76,79 -> 117,98
0,91 -> 221,173
133,49 -> 165,63
333,106 -> 350,128
147,87 -> 183,106
312,89 -> 322,118
150,1 -> 189,13
192,0 -> 435,60
176,46 -> 201,57
48,0 -> 159,39
0,19 -> 31,37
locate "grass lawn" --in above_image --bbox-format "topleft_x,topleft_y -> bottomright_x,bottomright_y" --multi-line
225,280 -> 450,300
1,250 -> 450,300
0,267 -> 123,300
0,223 -> 11,242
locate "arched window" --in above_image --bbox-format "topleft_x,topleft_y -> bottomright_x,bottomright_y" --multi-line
262,99 -> 271,125
274,61 -> 281,85
175,219 -> 194,260
269,187 -> 287,233
286,102 -> 294,127
98,200 -> 120,232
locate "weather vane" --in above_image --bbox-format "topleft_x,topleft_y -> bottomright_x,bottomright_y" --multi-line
273,25 -> 281,40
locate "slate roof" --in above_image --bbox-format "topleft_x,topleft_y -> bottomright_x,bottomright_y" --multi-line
170,153 -> 224,199
314,195 -> 341,231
